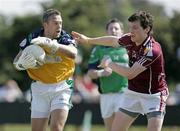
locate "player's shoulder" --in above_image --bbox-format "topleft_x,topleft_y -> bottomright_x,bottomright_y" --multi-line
57,30 -> 77,46
60,30 -> 73,39
120,33 -> 131,39
30,28 -> 44,38
19,28 -> 42,49
144,36 -> 162,58
151,37 -> 162,53
118,33 -> 132,46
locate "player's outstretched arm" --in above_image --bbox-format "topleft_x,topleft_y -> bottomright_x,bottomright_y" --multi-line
71,31 -> 120,47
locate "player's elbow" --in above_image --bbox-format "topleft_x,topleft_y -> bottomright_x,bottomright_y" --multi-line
59,47 -> 78,59
127,75 -> 134,80
126,72 -> 138,80
68,49 -> 78,59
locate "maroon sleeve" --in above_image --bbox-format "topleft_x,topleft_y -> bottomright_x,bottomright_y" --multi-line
118,33 -> 132,47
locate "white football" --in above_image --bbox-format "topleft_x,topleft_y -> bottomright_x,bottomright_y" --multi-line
22,44 -> 46,66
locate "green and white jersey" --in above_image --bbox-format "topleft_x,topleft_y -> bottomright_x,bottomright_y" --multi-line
88,46 -> 129,94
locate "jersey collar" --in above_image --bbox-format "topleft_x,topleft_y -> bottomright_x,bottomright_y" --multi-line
143,36 -> 151,46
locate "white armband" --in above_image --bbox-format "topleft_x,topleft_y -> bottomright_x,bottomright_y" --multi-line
97,69 -> 104,77
50,40 -> 61,54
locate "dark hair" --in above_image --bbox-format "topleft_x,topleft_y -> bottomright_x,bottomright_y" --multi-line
42,9 -> 61,23
128,11 -> 153,34
106,18 -> 124,31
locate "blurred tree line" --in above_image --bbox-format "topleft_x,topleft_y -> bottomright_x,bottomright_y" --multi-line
0,0 -> 179,91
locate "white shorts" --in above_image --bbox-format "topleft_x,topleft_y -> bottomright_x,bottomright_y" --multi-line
120,89 -> 168,115
31,80 -> 73,118
100,92 -> 123,118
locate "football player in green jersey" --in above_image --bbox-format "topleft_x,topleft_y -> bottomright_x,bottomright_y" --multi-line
87,18 -> 129,131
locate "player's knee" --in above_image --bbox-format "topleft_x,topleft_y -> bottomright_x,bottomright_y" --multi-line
50,123 -> 64,131
50,126 -> 63,131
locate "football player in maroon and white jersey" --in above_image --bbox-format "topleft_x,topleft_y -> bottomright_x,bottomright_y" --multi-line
72,11 -> 169,131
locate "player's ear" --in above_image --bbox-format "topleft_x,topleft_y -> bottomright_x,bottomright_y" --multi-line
145,26 -> 150,34
43,22 -> 48,29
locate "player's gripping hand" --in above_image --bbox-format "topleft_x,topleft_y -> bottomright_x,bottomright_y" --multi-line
31,37 -> 59,54
97,67 -> 112,77
14,52 -> 37,70
103,67 -> 112,76
31,37 -> 52,46
98,56 -> 112,68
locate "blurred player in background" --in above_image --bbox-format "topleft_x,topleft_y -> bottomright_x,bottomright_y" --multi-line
72,10 -> 169,131
87,18 -> 129,131
13,9 -> 77,131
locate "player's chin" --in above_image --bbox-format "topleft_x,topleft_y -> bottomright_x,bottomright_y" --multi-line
130,36 -> 136,42
54,33 -> 61,38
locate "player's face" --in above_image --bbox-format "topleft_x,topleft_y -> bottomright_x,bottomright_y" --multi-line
44,14 -> 62,39
128,21 -> 148,45
107,22 -> 123,37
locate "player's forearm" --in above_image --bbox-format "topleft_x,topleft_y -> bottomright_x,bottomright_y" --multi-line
55,44 -> 78,59
108,62 -> 146,80
88,36 -> 120,47
108,62 -> 131,79
87,69 -> 104,79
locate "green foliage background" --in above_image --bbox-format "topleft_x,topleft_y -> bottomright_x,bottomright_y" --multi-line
0,0 -> 180,91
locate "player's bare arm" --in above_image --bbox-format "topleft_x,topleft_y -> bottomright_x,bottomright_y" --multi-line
99,56 -> 146,79
110,62 -> 146,79
71,31 -> 120,47
55,44 -> 77,59
31,37 -> 77,59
